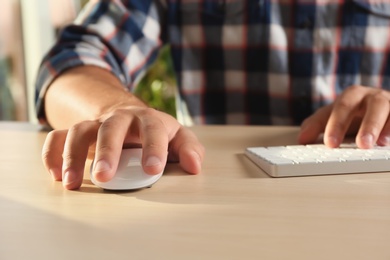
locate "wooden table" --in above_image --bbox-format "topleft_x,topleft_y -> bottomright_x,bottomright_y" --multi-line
1,122 -> 390,259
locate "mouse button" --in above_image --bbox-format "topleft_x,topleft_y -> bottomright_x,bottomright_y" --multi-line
115,149 -> 143,177
121,148 -> 143,160
115,164 -> 145,180
118,149 -> 141,165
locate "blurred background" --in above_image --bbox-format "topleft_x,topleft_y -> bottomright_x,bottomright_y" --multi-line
0,0 -> 177,123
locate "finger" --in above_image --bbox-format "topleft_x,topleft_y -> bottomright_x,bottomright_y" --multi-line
324,86 -> 366,147
377,115 -> 390,146
168,127 -> 205,174
138,109 -> 171,175
42,129 -> 68,181
62,121 -> 100,189
93,110 -> 135,182
298,105 -> 332,144
356,93 -> 390,148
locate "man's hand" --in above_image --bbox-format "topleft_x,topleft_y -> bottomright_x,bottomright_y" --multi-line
298,85 -> 390,149
40,66 -> 204,190
42,106 -> 205,190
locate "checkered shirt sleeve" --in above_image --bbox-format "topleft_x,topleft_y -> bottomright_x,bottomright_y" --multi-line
35,0 -> 164,122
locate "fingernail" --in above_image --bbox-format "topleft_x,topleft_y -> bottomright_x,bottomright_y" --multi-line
94,160 -> 111,173
327,136 -> 339,147
49,169 -> 60,181
379,136 -> 390,146
361,134 -> 374,147
194,151 -> 202,170
63,170 -> 76,186
145,156 -> 161,167
190,150 -> 201,163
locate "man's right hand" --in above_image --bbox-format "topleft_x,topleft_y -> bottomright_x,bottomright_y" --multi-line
40,66 -> 204,190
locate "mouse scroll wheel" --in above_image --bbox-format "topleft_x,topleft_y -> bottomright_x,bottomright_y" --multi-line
127,158 -> 141,167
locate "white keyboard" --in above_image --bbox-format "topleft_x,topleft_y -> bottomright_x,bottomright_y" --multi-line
245,144 -> 390,177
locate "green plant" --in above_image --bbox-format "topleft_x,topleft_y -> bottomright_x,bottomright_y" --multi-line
135,45 -> 177,117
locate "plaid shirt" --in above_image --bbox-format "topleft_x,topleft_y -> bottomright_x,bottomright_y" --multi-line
36,0 -> 390,125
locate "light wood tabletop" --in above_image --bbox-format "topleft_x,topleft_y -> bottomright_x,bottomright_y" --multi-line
1,122 -> 390,260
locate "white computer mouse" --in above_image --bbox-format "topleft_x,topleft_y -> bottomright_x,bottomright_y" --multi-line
90,148 -> 163,190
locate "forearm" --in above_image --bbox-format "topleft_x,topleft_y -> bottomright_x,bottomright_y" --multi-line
44,66 -> 147,129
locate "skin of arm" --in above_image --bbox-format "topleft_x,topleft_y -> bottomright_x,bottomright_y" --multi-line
42,65 -> 205,190
45,66 -> 146,128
